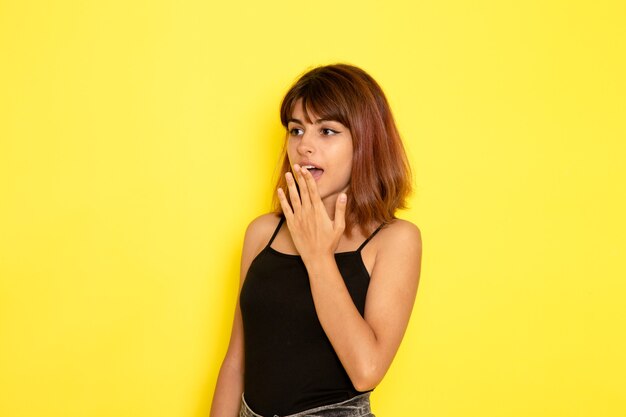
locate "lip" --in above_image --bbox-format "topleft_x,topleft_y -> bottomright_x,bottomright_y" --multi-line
298,160 -> 323,170
308,169 -> 323,181
295,161 -> 324,181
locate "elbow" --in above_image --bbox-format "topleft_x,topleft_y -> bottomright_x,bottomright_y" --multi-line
350,364 -> 382,392
352,375 -> 379,392
353,380 -> 377,393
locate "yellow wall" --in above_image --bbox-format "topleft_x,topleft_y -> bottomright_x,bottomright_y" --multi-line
1,1 -> 624,416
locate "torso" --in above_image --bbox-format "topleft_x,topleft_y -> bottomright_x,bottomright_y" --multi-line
239,212 -> 388,415
238,212 -> 420,416
266,213 -> 384,277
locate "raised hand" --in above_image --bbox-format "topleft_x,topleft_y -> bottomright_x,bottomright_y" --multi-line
277,164 -> 347,264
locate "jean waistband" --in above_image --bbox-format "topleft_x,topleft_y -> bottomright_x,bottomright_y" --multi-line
239,392 -> 372,417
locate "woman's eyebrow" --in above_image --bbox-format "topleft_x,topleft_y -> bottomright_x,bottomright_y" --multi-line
288,118 -> 337,125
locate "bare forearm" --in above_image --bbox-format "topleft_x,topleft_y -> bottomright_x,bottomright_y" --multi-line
209,359 -> 244,417
304,254 -> 380,390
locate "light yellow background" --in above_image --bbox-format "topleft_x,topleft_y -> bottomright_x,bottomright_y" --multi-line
1,1 -> 625,416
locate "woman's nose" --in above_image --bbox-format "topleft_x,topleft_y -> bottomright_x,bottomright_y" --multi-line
297,131 -> 315,154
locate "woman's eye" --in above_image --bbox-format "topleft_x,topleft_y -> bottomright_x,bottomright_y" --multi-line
289,127 -> 303,136
322,128 -> 338,136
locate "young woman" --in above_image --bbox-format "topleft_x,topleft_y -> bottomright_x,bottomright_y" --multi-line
210,64 -> 422,417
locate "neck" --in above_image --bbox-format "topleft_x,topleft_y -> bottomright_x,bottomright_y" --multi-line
322,186 -> 350,221
322,196 -> 338,220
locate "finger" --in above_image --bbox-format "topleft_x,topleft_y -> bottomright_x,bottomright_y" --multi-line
285,171 -> 302,213
294,164 -> 311,209
334,193 -> 347,232
302,167 -> 324,210
277,188 -> 294,222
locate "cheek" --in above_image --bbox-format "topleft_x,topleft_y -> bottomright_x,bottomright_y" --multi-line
286,143 -> 297,164
339,157 -> 353,180
345,163 -> 354,179
343,148 -> 354,174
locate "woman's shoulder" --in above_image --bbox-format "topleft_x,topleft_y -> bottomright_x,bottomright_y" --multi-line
242,212 -> 283,253
246,212 -> 282,234
378,217 -> 422,253
368,218 -> 422,286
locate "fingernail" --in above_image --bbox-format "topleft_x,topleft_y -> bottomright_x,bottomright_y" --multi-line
339,193 -> 347,202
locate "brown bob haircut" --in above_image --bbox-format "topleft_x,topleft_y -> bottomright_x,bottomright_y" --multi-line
272,63 -> 413,237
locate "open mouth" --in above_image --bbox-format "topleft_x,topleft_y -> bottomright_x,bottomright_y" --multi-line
301,165 -> 324,180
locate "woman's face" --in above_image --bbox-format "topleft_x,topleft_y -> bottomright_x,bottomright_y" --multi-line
286,98 -> 353,206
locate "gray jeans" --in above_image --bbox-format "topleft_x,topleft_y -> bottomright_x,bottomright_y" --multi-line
239,392 -> 376,417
